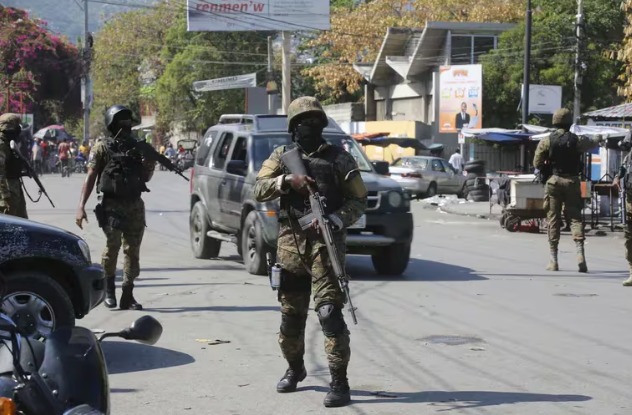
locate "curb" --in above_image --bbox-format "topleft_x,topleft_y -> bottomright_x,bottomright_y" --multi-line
415,201 -> 501,220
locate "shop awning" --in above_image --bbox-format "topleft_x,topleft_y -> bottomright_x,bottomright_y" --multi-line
476,132 -> 534,143
352,134 -> 428,150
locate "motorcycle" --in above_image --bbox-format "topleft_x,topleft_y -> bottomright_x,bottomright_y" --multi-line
0,314 -> 163,414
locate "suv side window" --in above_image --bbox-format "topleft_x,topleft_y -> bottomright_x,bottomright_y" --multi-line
212,132 -> 233,170
196,130 -> 218,166
230,136 -> 248,162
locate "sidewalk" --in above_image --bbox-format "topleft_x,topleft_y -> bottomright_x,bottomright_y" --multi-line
414,194 -> 622,237
415,195 -> 502,219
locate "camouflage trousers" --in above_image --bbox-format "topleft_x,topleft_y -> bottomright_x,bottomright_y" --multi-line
276,222 -> 350,370
544,175 -> 584,245
0,179 -> 28,219
625,193 -> 632,267
100,197 -> 145,287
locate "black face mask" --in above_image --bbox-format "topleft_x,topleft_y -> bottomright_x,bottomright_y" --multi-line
113,119 -> 133,137
294,119 -> 324,154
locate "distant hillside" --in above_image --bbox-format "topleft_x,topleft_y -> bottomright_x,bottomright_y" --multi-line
3,0 -> 161,44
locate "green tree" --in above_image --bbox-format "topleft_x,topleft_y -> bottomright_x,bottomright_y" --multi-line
481,0 -> 624,128
90,1 -> 175,135
155,16 -> 271,133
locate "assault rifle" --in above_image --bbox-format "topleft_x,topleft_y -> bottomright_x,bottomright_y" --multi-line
9,140 -> 55,207
280,147 -> 358,324
134,141 -> 189,182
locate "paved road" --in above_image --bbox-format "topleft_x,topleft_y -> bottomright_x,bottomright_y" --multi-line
24,171 -> 632,415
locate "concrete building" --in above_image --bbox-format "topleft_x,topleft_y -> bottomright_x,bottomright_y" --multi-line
352,21 -> 515,158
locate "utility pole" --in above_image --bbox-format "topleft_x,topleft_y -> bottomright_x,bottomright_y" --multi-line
281,31 -> 291,114
267,36 -> 274,114
82,0 -> 91,144
521,0 -> 532,171
573,0 -> 584,123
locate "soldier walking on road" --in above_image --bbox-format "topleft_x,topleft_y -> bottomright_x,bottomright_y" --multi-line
75,105 -> 156,310
533,108 -> 603,272
613,134 -> 632,286
0,113 -> 28,219
254,97 -> 368,408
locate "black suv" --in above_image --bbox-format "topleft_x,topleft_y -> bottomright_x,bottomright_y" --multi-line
189,115 -> 413,276
0,214 -> 105,339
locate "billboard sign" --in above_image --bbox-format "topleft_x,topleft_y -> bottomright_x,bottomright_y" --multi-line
523,84 -> 562,115
439,64 -> 483,133
193,72 -> 257,92
187,0 -> 330,32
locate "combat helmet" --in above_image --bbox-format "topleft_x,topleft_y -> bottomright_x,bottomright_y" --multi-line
0,113 -> 22,134
552,108 -> 573,127
104,105 -> 133,133
287,96 -> 328,133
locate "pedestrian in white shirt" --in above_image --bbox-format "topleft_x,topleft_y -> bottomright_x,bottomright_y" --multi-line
449,149 -> 464,174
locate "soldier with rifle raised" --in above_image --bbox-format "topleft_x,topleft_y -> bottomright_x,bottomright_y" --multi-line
254,96 -> 367,408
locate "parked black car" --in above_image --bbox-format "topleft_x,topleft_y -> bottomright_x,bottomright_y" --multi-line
189,114 -> 414,276
0,214 -> 105,339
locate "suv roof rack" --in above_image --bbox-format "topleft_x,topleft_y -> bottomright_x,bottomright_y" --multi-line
215,114 -> 345,134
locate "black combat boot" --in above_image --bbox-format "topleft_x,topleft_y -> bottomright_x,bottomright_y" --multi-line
119,285 -> 143,310
324,366 -> 351,408
276,361 -> 307,393
104,277 -> 117,308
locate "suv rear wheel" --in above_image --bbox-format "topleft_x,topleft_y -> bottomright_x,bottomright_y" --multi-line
1,272 -> 75,340
190,201 -> 221,259
371,243 -> 411,276
242,211 -> 270,275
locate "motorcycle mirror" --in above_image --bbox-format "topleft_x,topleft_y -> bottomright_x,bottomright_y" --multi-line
119,315 -> 163,345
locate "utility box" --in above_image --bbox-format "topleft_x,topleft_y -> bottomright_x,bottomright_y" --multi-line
510,180 -> 544,210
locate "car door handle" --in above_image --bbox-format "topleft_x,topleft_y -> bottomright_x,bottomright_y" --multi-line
220,181 -> 226,185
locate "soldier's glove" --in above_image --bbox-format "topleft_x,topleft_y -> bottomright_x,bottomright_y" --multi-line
328,214 -> 343,232
285,174 -> 315,196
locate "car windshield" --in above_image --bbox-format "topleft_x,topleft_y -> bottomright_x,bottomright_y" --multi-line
252,134 -> 374,172
405,158 -> 429,169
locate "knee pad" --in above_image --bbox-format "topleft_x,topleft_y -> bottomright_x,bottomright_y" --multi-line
316,303 -> 346,337
280,313 -> 306,338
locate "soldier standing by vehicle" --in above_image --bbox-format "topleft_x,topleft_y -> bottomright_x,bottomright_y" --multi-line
613,133 -> 632,286
533,108 -> 603,272
75,105 -> 155,310
0,113 -> 28,218
254,97 -> 368,408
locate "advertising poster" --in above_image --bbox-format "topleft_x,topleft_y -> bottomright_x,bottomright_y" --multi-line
187,0 -> 330,32
193,73 -> 257,92
439,64 -> 482,133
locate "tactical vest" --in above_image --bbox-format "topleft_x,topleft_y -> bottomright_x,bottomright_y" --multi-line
4,144 -> 24,179
279,144 -> 344,220
98,138 -> 147,200
550,130 -> 581,176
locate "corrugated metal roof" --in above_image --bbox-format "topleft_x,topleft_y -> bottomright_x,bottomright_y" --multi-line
583,103 -> 632,119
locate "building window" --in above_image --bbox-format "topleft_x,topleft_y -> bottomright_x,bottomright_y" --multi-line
451,34 -> 498,64
474,36 -> 496,63
451,36 -> 472,65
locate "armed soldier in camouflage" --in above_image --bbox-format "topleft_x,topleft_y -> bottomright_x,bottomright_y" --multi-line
613,133 -> 632,286
254,96 -> 368,408
75,105 -> 156,310
534,108 -> 603,272
0,113 -> 28,218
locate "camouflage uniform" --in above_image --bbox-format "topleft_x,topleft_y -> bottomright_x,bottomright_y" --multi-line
255,97 -> 367,408
87,137 -> 155,289
533,109 -> 601,272
255,144 -> 367,369
0,114 -> 27,219
615,147 -> 632,286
